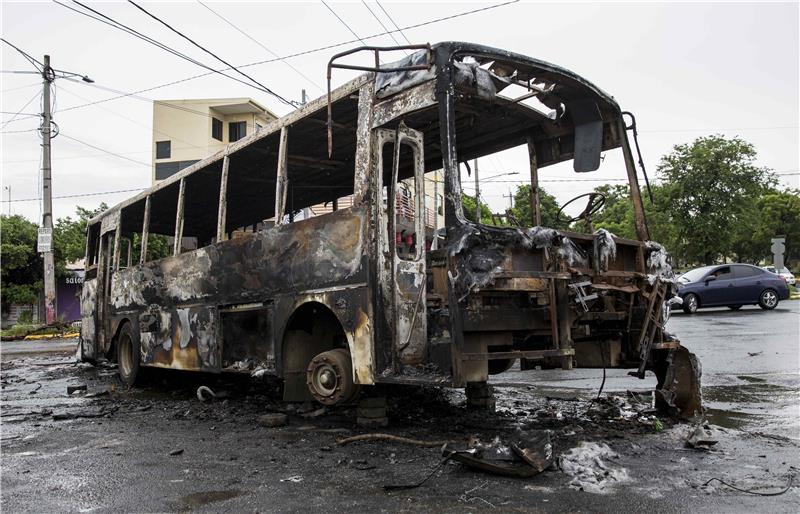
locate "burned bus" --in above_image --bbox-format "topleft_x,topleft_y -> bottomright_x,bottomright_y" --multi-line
79,42 -> 700,416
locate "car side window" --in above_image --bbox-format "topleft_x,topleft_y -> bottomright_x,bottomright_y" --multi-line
711,266 -> 733,280
733,265 -> 760,278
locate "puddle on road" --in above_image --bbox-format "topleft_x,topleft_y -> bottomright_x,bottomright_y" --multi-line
176,489 -> 245,509
702,380 -> 800,438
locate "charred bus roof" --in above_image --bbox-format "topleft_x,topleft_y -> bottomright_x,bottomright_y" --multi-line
90,41 -> 624,229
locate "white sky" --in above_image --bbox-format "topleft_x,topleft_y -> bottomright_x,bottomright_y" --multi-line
1,0 -> 798,223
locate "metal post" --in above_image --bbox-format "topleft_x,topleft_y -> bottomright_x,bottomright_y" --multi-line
173,178 -> 185,255
41,55 -> 56,325
140,196 -> 151,264
433,171 -> 439,232
301,89 -> 307,105
473,158 -> 480,223
4,186 -> 10,215
216,152 -> 230,241
527,137 -> 541,227
619,120 -> 649,241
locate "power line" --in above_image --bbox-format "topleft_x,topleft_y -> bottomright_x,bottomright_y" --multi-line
7,0 -> 520,125
0,128 -> 39,134
127,0 -> 296,107
1,90 -> 41,129
2,81 -> 41,93
1,187 -> 147,203
322,1 -> 369,46
196,0 -> 323,92
361,1 -> 407,52
58,0 -> 288,103
375,1 -> 413,45
56,82 -> 207,151
0,38 -> 44,71
640,126 -> 799,133
59,133 -> 151,167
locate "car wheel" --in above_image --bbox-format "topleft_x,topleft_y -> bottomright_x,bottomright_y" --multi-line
682,293 -> 699,314
727,305 -> 742,311
117,322 -> 141,387
758,289 -> 779,310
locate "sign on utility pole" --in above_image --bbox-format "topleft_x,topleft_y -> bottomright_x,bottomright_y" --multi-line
41,55 -> 57,325
771,237 -> 786,271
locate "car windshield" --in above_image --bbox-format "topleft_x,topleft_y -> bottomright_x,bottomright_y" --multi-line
679,266 -> 714,283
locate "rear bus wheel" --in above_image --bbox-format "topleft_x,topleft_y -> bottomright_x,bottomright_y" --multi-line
116,323 -> 141,387
306,348 -> 360,405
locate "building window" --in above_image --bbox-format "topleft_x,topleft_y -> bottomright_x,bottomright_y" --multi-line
155,160 -> 200,180
212,118 -> 223,141
229,121 -> 246,142
155,140 -> 171,159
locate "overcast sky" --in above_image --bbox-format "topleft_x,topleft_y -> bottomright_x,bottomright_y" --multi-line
1,0 -> 798,224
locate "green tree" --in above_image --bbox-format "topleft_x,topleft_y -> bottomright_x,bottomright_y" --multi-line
0,215 -> 42,310
656,135 -> 775,265
53,203 -> 108,271
732,189 -> 800,266
461,193 -> 494,224
510,184 -> 561,228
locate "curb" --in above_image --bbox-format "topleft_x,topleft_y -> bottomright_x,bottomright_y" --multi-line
23,332 -> 80,341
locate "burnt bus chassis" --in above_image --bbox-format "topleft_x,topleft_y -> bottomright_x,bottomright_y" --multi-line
79,42 -> 700,417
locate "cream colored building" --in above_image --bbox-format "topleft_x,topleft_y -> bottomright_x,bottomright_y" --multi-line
151,98 -> 276,183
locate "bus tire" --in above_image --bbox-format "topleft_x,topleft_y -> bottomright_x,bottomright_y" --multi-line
116,322 -> 141,387
306,348 -> 360,405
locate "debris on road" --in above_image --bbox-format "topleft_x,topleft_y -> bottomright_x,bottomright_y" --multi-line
66,384 -> 87,395
336,433 -> 461,448
559,442 -> 629,494
169,449 -> 184,456
196,385 -> 216,402
655,346 -> 704,419
748,351 -> 763,357
257,413 -> 288,428
444,432 -> 554,478
685,425 -> 719,450
52,407 -> 113,420
279,475 -> 303,483
300,407 -> 327,419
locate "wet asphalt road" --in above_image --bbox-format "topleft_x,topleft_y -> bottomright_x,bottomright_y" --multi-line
493,299 -> 800,439
1,300 -> 799,513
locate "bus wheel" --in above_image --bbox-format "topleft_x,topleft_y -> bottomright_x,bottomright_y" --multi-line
306,348 -> 359,405
117,323 -> 141,387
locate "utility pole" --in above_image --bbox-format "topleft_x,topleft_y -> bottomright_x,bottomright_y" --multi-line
473,158 -> 480,222
504,189 -> 514,210
41,55 -> 56,325
432,171 -> 439,232
4,186 -> 10,215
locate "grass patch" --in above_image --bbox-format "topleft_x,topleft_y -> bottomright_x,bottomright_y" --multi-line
1,324 -> 67,340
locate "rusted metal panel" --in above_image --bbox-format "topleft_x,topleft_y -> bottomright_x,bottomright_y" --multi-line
110,207 -> 368,312
99,209 -> 119,235
79,278 -> 98,358
140,305 -> 220,371
274,286 -> 374,385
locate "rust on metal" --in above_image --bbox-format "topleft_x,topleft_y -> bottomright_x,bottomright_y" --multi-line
78,41 -> 699,416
